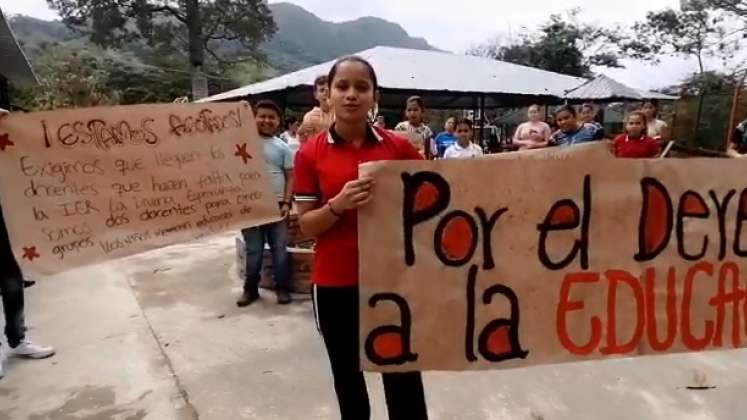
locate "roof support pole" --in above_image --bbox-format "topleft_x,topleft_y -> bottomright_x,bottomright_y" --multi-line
479,94 -> 486,147
0,76 -> 8,109
472,95 -> 479,145
726,70 -> 747,151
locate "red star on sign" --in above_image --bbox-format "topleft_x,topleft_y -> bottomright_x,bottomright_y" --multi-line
22,246 -> 40,261
234,143 -> 253,164
0,133 -> 14,151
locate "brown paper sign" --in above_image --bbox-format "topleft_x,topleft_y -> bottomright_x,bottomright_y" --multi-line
486,141 -> 614,160
359,149 -> 747,372
0,102 -> 279,274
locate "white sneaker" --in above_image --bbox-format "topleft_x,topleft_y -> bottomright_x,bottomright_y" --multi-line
9,340 -> 55,359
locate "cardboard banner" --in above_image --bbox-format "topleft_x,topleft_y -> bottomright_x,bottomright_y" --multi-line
359,150 -> 747,372
0,102 -> 279,274
487,141 -> 614,161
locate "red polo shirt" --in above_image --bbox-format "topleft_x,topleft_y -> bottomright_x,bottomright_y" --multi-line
294,125 -> 422,287
614,134 -> 661,158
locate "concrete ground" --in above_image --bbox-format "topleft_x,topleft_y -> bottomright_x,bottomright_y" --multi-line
2,233 -> 747,420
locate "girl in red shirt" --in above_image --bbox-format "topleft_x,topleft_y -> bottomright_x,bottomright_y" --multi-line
294,56 -> 427,420
614,111 -> 661,158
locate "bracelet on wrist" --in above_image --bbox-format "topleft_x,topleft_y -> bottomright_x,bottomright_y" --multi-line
327,201 -> 343,217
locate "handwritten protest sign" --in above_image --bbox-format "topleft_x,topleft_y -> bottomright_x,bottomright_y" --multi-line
359,150 -> 747,372
487,141 -> 614,161
0,102 -> 279,274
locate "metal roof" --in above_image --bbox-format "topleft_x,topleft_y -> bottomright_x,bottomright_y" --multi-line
564,74 -> 677,102
0,8 -> 38,88
636,88 -> 679,101
200,46 -> 587,107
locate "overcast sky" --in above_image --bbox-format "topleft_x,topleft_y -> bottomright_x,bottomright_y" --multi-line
2,0 -> 736,89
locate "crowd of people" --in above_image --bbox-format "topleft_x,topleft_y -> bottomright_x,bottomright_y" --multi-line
1,52 -> 745,420
238,55 -> 690,420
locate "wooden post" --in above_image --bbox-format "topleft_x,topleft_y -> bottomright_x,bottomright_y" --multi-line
185,0 -> 207,100
479,95 -> 486,147
0,76 -> 9,109
471,96 -> 479,146
726,70 -> 747,150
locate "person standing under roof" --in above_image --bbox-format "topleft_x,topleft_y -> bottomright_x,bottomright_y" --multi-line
303,75 -> 335,132
641,100 -> 669,142
238,100 -> 294,307
551,105 -> 601,147
613,111 -> 661,158
395,96 -> 434,159
444,118 -> 483,159
433,117 -> 458,158
513,105 -> 552,150
727,117 -> 747,158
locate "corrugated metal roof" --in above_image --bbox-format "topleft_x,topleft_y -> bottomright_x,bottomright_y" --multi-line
564,74 -> 677,101
564,74 -> 642,100
200,46 -> 587,103
637,89 -> 679,101
0,8 -> 38,88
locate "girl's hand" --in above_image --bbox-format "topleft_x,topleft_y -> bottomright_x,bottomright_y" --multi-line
280,202 -> 292,218
330,177 -> 375,211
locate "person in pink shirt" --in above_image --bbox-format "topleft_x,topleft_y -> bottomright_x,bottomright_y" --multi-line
513,105 -> 552,150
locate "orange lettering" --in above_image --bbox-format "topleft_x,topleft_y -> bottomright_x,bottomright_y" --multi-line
682,262 -> 715,350
644,267 -> 678,351
709,262 -> 743,348
600,270 -> 645,355
557,272 -> 602,355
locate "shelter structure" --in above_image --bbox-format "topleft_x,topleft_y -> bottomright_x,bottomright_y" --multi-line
564,74 -> 677,103
200,46 -> 587,110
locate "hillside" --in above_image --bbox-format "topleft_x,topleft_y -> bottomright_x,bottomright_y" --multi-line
264,2 -> 435,70
10,2 -> 436,73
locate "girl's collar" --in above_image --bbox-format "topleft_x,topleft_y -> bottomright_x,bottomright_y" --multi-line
327,122 -> 383,144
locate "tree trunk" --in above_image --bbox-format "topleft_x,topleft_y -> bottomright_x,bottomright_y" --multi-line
185,0 -> 207,100
185,0 -> 204,67
693,92 -> 705,147
692,54 -> 706,147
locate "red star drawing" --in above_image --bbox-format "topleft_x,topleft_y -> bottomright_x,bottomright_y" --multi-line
234,143 -> 253,164
22,246 -> 40,261
0,133 -> 14,151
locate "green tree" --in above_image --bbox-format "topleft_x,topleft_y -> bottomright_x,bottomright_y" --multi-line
627,4 -> 739,74
15,47 -> 116,110
47,0 -> 277,99
628,3 -> 742,143
467,11 -> 625,77
700,0 -> 747,16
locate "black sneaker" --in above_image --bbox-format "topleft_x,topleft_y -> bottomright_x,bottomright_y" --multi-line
237,290 -> 260,307
276,290 -> 293,305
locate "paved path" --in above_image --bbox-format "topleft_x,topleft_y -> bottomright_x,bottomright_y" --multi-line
2,233 -> 747,419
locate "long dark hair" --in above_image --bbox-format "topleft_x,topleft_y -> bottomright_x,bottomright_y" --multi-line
327,56 -> 379,91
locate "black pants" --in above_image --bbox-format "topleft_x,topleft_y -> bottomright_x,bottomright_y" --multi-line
0,275 -> 25,348
313,285 -> 428,420
0,205 -> 25,349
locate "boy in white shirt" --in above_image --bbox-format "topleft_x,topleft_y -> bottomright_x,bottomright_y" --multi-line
444,118 -> 483,159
